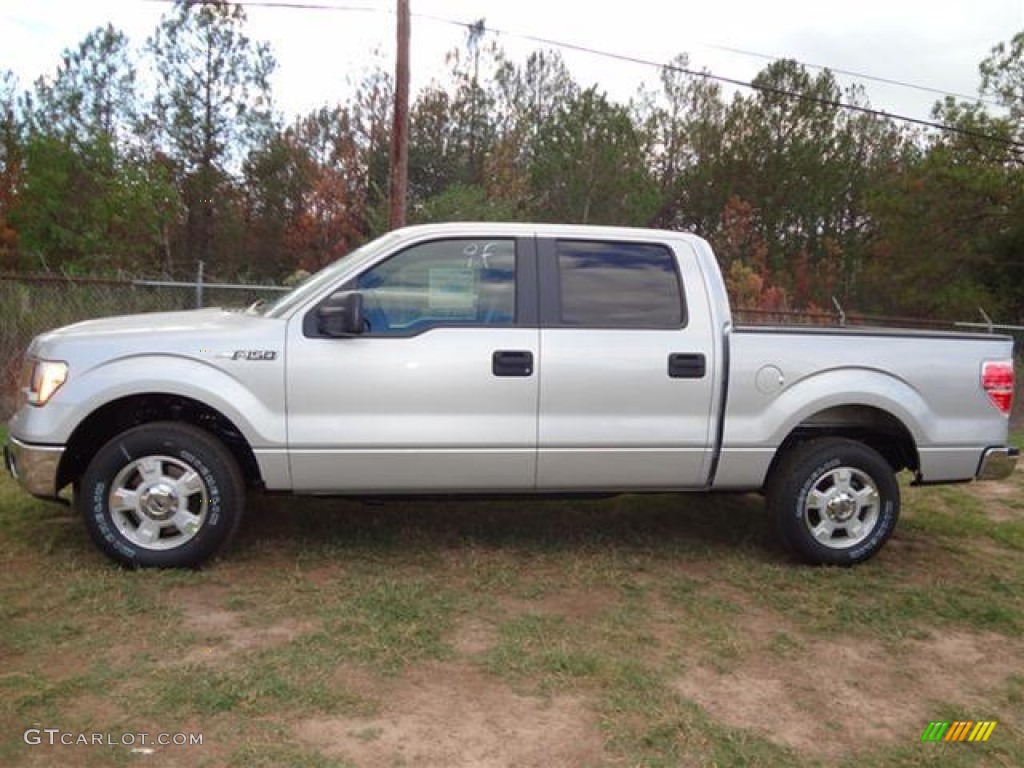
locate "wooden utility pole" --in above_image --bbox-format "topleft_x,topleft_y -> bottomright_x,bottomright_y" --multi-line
389,0 -> 410,229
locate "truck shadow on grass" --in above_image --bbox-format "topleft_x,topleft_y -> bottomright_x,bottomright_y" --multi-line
237,491 -> 783,563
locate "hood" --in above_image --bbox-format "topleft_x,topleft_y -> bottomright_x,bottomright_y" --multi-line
28,308 -> 285,368
37,308 -> 260,343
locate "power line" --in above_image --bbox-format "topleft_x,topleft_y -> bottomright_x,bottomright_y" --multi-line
155,0 -> 384,10
216,0 -> 1003,109
463,21 -> 1024,152
416,11 -> 1022,152
693,41 -> 1003,110
142,0 -> 1021,151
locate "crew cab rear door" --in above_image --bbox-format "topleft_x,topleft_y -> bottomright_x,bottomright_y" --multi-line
535,236 -> 717,489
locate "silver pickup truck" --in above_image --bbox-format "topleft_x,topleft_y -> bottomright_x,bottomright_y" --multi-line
5,223 -> 1018,568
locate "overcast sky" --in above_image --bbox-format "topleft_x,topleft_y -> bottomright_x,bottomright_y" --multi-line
2,0 -> 1022,125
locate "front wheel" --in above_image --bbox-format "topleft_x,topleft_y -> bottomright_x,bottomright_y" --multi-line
768,438 -> 899,565
78,422 -> 244,568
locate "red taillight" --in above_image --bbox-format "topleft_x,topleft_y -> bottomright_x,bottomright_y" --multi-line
982,361 -> 1014,415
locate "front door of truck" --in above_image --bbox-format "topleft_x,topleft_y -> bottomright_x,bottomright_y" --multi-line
286,236 -> 540,492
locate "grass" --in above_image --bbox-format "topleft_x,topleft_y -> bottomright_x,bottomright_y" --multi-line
0,430 -> 1022,766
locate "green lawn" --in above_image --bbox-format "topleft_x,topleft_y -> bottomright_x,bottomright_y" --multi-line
0,430 -> 1021,767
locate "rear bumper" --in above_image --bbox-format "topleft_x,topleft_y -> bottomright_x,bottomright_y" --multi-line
976,446 -> 1019,481
4,436 -> 64,498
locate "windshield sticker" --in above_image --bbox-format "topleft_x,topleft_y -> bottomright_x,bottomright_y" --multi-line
428,267 -> 477,317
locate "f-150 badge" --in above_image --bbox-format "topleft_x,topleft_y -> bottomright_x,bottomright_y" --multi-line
217,350 -> 278,361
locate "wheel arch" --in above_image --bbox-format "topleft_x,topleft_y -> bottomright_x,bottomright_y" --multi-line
765,404 -> 919,491
57,393 -> 263,491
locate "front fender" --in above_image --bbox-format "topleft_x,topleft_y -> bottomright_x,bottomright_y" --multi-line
9,354 -> 286,449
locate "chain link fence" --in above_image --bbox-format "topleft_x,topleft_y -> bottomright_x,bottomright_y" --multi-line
1,273 -> 287,417
2,273 -> 1020,419
733,307 -> 1024,352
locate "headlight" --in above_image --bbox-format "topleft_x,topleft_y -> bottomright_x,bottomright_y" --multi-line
24,359 -> 68,406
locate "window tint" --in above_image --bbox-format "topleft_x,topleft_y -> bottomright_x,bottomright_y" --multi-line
349,239 -> 516,335
556,241 -> 684,328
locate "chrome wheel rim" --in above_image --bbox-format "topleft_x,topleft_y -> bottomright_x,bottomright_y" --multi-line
802,466 -> 880,550
109,455 -> 208,551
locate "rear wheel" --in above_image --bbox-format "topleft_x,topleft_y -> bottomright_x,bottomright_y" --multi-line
78,422 -> 244,568
768,438 -> 899,565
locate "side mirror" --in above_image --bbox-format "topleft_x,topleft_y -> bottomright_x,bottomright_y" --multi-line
317,291 -> 365,337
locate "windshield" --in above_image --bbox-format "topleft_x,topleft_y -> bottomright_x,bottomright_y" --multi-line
261,232 -> 404,318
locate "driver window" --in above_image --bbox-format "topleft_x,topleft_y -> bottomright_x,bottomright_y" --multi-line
348,239 -> 516,335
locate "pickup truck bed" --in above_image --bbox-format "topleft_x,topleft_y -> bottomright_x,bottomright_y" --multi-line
716,326 -> 1015,489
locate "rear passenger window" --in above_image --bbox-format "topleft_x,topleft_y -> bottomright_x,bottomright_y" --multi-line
556,240 -> 685,328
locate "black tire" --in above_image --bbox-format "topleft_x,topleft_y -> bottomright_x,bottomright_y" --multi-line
768,438 -> 899,565
78,422 -> 244,568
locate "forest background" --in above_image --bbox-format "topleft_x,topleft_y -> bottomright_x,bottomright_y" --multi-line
1,1 -> 1023,323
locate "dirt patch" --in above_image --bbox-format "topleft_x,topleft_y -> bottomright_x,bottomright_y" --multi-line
172,587 -> 312,663
297,662 -> 608,768
449,585 -> 630,666
969,475 -> 1023,522
451,618 -> 499,655
57,692 -> 125,729
675,628 -> 1020,760
967,537 -> 1021,564
500,587 -> 620,622
29,647 -> 94,682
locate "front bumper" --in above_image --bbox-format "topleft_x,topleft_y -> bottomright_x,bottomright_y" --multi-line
4,436 -> 65,498
976,446 -> 1019,481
